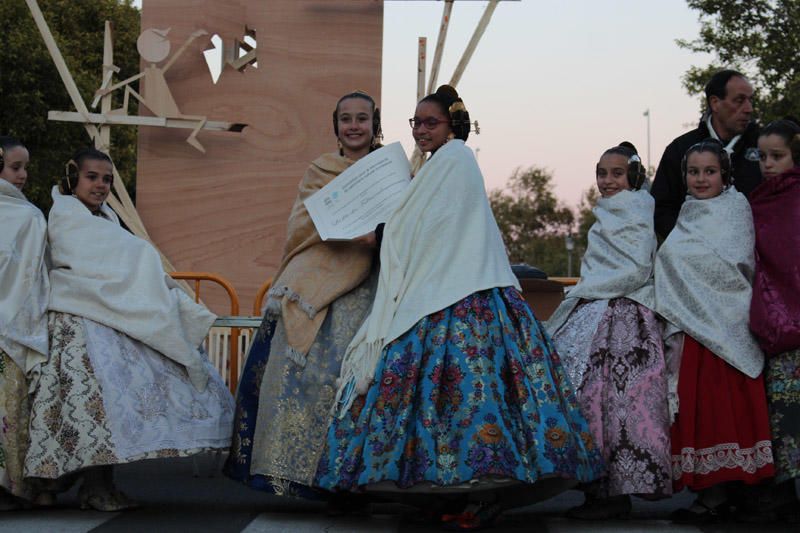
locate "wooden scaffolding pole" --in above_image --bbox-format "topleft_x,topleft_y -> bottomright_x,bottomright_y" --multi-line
449,0 -> 499,87
417,37 -> 427,103
25,0 -> 186,281
427,0 -> 454,95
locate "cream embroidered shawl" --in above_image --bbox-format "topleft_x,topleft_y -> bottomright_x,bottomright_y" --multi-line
335,140 -> 520,414
265,153 -> 374,365
654,187 -> 764,378
0,180 -> 49,373
546,189 -> 657,335
47,187 -> 215,390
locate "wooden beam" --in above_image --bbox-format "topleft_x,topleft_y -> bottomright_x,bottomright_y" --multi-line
25,0 -> 189,288
427,0 -> 453,94
49,110 -> 247,132
417,37 -> 427,103
449,0 -> 498,87
98,20 -> 115,152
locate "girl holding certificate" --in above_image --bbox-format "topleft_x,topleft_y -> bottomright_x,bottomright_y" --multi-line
317,85 -> 602,530
0,137 -> 48,509
225,91 -> 383,504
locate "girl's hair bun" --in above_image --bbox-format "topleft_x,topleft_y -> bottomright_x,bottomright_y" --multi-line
435,84 -> 460,101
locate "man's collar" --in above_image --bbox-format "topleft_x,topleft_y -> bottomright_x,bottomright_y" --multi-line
706,115 -> 742,154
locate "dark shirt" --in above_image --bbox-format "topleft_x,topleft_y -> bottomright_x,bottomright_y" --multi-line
651,118 -> 762,239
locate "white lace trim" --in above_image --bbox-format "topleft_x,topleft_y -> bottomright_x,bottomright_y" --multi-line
672,440 -> 773,477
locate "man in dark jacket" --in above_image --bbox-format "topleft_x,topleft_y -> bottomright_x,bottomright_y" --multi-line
651,70 -> 761,238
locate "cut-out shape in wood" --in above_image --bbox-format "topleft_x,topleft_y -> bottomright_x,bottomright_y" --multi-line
203,34 -> 224,84
91,28 -> 246,152
228,27 -> 258,71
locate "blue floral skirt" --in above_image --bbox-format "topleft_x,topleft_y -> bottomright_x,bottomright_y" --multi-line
315,287 -> 603,492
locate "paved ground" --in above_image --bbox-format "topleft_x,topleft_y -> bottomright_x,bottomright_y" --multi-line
1,455 -> 797,532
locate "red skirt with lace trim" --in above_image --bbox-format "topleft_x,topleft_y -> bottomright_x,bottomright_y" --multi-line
670,335 -> 774,491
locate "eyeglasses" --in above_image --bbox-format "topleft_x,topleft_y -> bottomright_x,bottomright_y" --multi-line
409,117 -> 449,130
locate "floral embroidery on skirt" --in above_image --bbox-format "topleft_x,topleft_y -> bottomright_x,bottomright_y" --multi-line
224,269 -> 378,498
25,312 -> 232,480
315,287 -> 603,491
766,348 -> 800,482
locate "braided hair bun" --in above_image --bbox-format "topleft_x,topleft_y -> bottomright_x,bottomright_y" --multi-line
421,85 -> 471,141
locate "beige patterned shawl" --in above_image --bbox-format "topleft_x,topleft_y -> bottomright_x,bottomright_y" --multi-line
265,152 -> 374,366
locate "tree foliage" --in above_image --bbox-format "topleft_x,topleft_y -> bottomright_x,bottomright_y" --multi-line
679,0 -> 800,121
0,0 -> 140,212
574,186 -> 600,255
489,166 -> 577,276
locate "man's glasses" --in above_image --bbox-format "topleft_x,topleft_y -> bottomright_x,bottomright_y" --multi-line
409,117 -> 449,130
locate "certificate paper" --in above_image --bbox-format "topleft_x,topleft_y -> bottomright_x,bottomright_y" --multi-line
304,142 -> 411,241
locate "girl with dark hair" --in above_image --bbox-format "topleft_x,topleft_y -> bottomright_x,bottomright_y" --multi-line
316,86 -> 602,530
25,149 -> 233,511
655,140 -> 774,523
225,91 -> 383,501
742,119 -> 800,521
0,137 -> 48,510
547,143 -> 671,519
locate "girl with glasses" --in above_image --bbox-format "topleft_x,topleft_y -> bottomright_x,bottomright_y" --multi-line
317,85 -> 603,531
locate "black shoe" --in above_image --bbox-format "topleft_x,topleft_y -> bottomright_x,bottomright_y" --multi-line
671,500 -> 730,524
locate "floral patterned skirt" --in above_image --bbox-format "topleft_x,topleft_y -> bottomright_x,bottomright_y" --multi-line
224,269 -> 377,498
315,287 -> 603,493
671,335 -> 774,491
0,350 -> 31,499
25,312 -> 233,480
766,349 -> 800,482
554,298 -> 672,498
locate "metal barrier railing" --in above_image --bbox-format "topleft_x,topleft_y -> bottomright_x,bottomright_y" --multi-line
252,277 -> 273,316
170,272 -> 243,393
548,276 -> 580,287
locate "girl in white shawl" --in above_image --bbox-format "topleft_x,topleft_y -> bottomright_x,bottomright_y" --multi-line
546,143 -> 671,519
655,139 -> 773,524
0,137 -> 48,509
24,148 -> 234,511
316,86 -> 603,530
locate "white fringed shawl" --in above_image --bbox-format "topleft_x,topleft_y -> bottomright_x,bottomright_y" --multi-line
546,189 -> 657,335
334,140 -> 520,414
0,180 -> 49,373
47,187 -> 216,390
654,187 -> 764,378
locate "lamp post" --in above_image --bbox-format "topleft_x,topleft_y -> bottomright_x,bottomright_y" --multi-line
565,233 -> 575,277
643,108 -> 651,173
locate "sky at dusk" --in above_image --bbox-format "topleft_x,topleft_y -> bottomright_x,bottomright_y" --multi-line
132,0 -> 712,207
381,0 -> 711,207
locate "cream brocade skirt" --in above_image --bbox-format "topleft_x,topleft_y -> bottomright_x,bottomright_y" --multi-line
25,312 -> 234,479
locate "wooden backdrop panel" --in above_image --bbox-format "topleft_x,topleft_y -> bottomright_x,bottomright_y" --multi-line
137,0 -> 383,314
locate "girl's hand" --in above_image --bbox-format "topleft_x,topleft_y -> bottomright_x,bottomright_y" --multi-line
352,231 -> 377,248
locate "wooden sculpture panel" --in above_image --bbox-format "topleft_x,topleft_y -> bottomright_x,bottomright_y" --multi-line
137,0 -> 383,313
